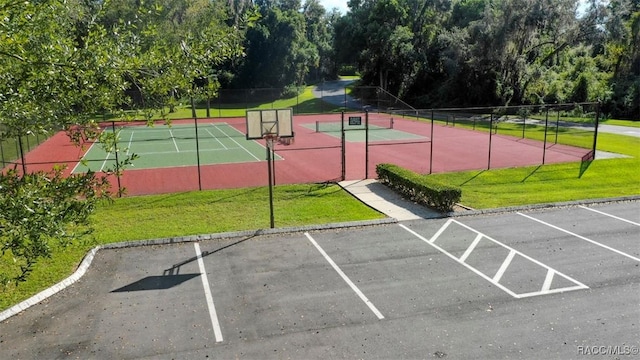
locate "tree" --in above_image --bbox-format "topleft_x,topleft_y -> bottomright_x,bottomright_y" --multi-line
234,1 -> 315,89
0,0 -> 247,285
0,0 -> 127,285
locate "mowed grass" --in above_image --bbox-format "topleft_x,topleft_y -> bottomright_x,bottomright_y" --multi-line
428,132 -> 640,208
0,183 -> 385,311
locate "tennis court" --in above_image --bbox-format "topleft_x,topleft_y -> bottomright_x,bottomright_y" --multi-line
72,122 -> 278,173
306,116 -> 426,142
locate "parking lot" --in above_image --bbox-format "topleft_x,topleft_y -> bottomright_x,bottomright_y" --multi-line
0,201 -> 638,359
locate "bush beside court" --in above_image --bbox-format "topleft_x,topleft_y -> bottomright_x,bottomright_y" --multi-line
376,163 -> 461,212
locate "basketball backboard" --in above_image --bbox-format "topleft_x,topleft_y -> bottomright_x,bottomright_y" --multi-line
246,108 -> 294,140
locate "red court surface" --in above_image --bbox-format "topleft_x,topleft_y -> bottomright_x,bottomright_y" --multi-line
8,114 -> 591,196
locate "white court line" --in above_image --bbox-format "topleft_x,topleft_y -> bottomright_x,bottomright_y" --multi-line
135,148 -> 241,156
71,135 -> 102,173
169,129 -> 180,152
304,232 -> 385,320
204,128 -> 229,150
193,243 -> 223,342
126,131 -> 134,155
399,222 -> 588,299
214,125 -> 261,161
517,212 -> 640,262
579,205 -> 640,227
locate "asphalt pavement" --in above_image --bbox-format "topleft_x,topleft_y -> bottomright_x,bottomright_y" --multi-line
0,199 -> 638,359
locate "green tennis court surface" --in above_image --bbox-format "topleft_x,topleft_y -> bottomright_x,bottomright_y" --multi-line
306,120 -> 426,142
72,123 -> 277,173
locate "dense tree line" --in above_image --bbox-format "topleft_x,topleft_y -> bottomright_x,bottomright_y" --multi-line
334,0 -> 638,118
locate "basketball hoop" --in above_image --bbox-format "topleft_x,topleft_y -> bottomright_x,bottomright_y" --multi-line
264,132 -> 278,149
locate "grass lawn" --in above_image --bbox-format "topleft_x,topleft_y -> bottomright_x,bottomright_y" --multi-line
428,131 -> 640,208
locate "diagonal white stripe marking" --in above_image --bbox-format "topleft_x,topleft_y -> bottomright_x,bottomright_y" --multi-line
429,218 -> 454,243
493,250 -> 516,282
304,232 -> 384,320
399,222 -> 588,299
459,233 -> 483,263
542,269 -> 555,292
194,243 -> 223,342
518,212 -> 640,262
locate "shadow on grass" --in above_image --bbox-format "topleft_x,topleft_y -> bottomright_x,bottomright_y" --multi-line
459,170 -> 486,186
579,160 -> 592,178
521,165 -> 542,183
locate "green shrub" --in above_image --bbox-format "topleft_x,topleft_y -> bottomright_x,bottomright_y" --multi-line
376,163 -> 462,212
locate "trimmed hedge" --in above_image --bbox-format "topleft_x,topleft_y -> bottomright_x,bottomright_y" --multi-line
376,163 -> 461,212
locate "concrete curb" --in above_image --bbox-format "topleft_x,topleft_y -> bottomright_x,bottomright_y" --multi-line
0,218 -> 397,323
447,195 -> 640,218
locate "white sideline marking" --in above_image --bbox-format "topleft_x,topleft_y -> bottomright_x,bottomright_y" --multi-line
126,131 -> 134,155
518,212 -> 640,263
579,205 -> 640,227
459,233 -> 482,263
399,222 -> 588,299
169,129 -> 180,152
194,243 -> 223,342
493,250 -> 516,283
304,232 -> 384,320
205,128 -> 228,150
215,125 -> 261,161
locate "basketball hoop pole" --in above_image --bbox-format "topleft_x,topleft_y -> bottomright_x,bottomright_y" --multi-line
246,108 -> 293,229
266,135 -> 276,228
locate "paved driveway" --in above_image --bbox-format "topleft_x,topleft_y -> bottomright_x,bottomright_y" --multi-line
1,201 -> 638,359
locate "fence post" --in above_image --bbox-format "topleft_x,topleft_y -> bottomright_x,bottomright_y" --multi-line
365,110 -> 369,179
488,113 -> 493,170
429,109 -> 434,174
542,108 -> 549,165
341,112 -> 346,181
18,135 -> 26,174
111,121 -> 122,197
194,115 -> 202,191
592,102 -> 601,159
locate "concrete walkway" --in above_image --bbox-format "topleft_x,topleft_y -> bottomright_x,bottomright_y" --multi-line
339,179 -> 443,221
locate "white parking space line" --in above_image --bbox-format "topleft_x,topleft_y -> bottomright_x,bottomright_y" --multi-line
399,222 -> 588,299
517,212 -> 640,263
304,232 -> 385,320
194,243 -> 223,343
579,205 -> 640,226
